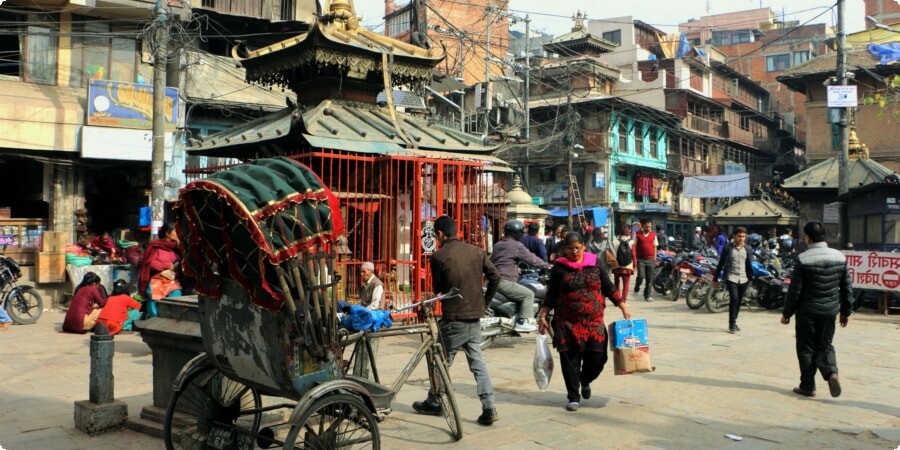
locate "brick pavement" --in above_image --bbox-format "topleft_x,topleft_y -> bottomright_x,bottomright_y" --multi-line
1,298 -> 898,449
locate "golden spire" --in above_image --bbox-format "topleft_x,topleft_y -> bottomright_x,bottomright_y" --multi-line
847,125 -> 869,160
327,0 -> 360,31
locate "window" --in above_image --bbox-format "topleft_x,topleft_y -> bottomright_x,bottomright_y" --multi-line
602,29 -> 622,45
793,50 -> 810,66
712,30 -> 752,46
650,132 -> 658,159
766,54 -> 791,72
69,19 -> 139,88
386,9 -> 412,37
23,18 -> 58,85
634,125 -> 643,157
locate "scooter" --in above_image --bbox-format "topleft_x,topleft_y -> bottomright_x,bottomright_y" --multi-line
481,264 -> 546,349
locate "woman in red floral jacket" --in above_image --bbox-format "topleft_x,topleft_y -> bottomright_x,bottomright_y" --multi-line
537,231 -> 631,412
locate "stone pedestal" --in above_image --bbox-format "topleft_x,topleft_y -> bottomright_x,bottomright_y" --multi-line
74,400 -> 128,435
128,295 -> 203,435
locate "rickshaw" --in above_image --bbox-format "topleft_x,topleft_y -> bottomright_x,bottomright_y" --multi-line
165,157 -> 461,449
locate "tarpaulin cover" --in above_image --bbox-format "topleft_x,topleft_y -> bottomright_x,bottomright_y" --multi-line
682,173 -> 750,198
174,157 -> 344,311
867,43 -> 900,65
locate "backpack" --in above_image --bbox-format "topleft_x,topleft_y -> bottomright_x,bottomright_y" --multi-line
616,238 -> 633,266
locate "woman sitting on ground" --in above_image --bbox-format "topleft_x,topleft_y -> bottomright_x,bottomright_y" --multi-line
63,272 -> 108,333
96,280 -> 142,335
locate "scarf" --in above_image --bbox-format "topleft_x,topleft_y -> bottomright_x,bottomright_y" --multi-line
138,239 -> 181,296
555,251 -> 597,270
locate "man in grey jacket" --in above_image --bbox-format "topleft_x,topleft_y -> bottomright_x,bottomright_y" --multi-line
781,221 -> 852,398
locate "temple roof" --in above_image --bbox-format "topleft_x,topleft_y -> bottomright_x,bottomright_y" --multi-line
543,12 -> 618,56
781,157 -> 895,191
713,198 -> 797,225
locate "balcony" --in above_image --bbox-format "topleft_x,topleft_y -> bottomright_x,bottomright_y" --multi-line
668,154 -> 718,176
723,122 -> 755,147
685,113 -> 723,137
582,130 -> 610,153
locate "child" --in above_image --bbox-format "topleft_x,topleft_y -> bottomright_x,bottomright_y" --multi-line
96,280 -> 142,335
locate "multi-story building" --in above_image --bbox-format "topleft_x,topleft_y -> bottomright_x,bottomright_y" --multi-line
865,0 -> 900,24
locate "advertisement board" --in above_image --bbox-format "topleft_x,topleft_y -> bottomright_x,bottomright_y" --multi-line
87,80 -> 178,130
843,251 -> 900,291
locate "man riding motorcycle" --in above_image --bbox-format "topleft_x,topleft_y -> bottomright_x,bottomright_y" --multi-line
490,220 -> 550,333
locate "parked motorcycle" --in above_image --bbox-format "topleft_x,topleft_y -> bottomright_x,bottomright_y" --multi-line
0,246 -> 44,324
703,260 -> 786,313
481,264 -> 546,349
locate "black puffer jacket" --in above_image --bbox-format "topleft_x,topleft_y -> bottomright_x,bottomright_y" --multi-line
782,242 -> 853,318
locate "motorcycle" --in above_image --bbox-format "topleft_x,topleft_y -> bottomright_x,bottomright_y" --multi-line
0,246 -> 44,324
652,251 -> 677,298
703,260 -> 786,313
481,264 -> 547,349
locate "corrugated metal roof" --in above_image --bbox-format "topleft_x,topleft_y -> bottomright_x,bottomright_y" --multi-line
376,90 -> 427,110
713,198 -> 797,225
781,157 -> 895,190
183,51 -> 285,109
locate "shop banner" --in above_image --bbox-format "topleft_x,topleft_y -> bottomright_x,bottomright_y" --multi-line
843,251 -> 900,291
87,80 -> 178,130
682,173 -> 750,198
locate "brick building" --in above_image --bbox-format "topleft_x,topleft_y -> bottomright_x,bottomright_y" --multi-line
865,0 -> 900,24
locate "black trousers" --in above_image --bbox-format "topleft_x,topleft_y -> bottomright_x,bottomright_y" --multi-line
795,313 -> 838,392
559,348 -> 608,402
726,281 -> 748,326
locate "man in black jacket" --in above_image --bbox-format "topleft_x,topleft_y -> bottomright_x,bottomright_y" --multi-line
413,215 -> 502,425
781,221 -> 852,398
713,227 -> 754,333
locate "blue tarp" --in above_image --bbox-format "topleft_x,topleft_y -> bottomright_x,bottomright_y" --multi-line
339,303 -> 393,332
676,32 -> 692,58
546,207 -> 588,217
546,207 -> 610,227
868,43 -> 900,65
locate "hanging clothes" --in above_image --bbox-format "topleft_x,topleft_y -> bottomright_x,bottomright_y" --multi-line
650,177 -> 660,201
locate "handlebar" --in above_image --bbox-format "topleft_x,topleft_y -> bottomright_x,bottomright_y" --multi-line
391,287 -> 462,313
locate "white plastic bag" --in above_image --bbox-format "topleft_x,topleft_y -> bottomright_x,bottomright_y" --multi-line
533,333 -> 554,391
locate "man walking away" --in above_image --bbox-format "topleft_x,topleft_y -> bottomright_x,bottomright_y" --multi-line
655,225 -> 668,252
781,221 -> 852,398
492,220 -> 550,332
520,221 -> 548,262
633,218 -> 658,302
713,227 -> 753,333
779,228 -> 796,255
413,216 -> 502,425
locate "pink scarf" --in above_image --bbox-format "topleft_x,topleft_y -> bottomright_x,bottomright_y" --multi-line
555,251 -> 597,270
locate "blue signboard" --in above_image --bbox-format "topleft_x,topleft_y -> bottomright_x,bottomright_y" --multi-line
87,80 -> 178,130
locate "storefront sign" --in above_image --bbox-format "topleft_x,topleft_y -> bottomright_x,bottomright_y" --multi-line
823,203 -> 841,224
87,80 -> 178,130
843,251 -> 900,291
594,172 -> 605,189
618,202 -> 671,213
81,126 -> 174,161
887,197 -> 900,213
531,197 -> 543,205
826,85 -> 858,108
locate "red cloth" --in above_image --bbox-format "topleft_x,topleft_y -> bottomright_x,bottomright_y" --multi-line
63,285 -> 107,333
97,294 -> 141,325
138,240 -> 181,296
90,236 -> 119,257
634,231 -> 657,260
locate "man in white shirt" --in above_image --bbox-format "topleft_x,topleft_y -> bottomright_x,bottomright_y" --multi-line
355,261 -> 384,380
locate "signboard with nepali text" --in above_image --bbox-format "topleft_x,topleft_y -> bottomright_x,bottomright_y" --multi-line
843,251 -> 900,291
87,80 -> 178,130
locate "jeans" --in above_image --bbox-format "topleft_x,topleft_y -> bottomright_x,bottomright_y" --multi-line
559,348 -> 608,403
0,304 -> 11,323
636,259 -> 655,299
795,314 -> 839,392
497,279 -> 534,321
726,281 -> 748,326
428,320 -> 495,409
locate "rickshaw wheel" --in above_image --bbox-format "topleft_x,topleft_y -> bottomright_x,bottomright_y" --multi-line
164,365 -> 262,450
431,354 -> 463,441
283,393 -> 380,450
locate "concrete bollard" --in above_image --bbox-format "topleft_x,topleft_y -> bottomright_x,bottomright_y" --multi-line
74,327 -> 128,435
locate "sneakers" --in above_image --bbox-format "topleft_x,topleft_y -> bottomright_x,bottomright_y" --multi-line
729,324 -> 740,334
412,400 -> 442,416
477,408 -> 499,425
566,402 -> 579,411
645,296 -> 654,302
634,281 -> 641,293
828,373 -> 842,398
581,384 -> 591,400
514,318 -> 538,333
792,387 -> 816,397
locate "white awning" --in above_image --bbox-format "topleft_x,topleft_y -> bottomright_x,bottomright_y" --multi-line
683,173 -> 750,198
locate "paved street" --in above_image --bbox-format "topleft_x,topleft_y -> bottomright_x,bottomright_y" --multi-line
1,297 -> 898,449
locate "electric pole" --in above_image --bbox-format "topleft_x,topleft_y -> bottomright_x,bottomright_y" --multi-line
523,15 -> 531,187
483,5 -> 492,137
151,0 -> 169,239
566,65 -> 574,229
837,0 -> 849,197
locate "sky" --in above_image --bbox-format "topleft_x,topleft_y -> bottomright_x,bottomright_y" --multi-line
355,0 -> 868,36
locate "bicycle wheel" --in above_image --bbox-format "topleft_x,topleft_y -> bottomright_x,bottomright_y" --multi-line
6,289 -> 43,324
430,351 -> 463,441
685,279 -> 709,310
283,393 -> 380,449
705,284 -> 730,313
164,365 -> 262,450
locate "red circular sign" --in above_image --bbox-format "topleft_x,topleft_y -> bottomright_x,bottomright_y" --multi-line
882,270 -> 900,290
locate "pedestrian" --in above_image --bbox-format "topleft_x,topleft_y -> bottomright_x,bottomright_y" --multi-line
491,220 -> 549,333
779,228 -> 795,254
520,221 -> 548,262
655,225 -> 668,251
546,224 -> 569,262
0,303 -> 12,331
96,280 -> 142,335
63,272 -> 108,333
690,226 -> 705,251
537,231 -> 631,412
609,226 -> 635,301
355,261 -> 384,380
712,227 -> 754,333
780,221 -> 852,398
633,218 -> 658,302
586,227 -> 609,256
138,222 -> 182,318
412,215 -> 501,426
714,230 -> 728,257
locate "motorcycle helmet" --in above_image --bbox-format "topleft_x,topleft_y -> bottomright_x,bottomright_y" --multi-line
767,238 -> 779,250
503,219 -> 525,240
748,234 -> 762,248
